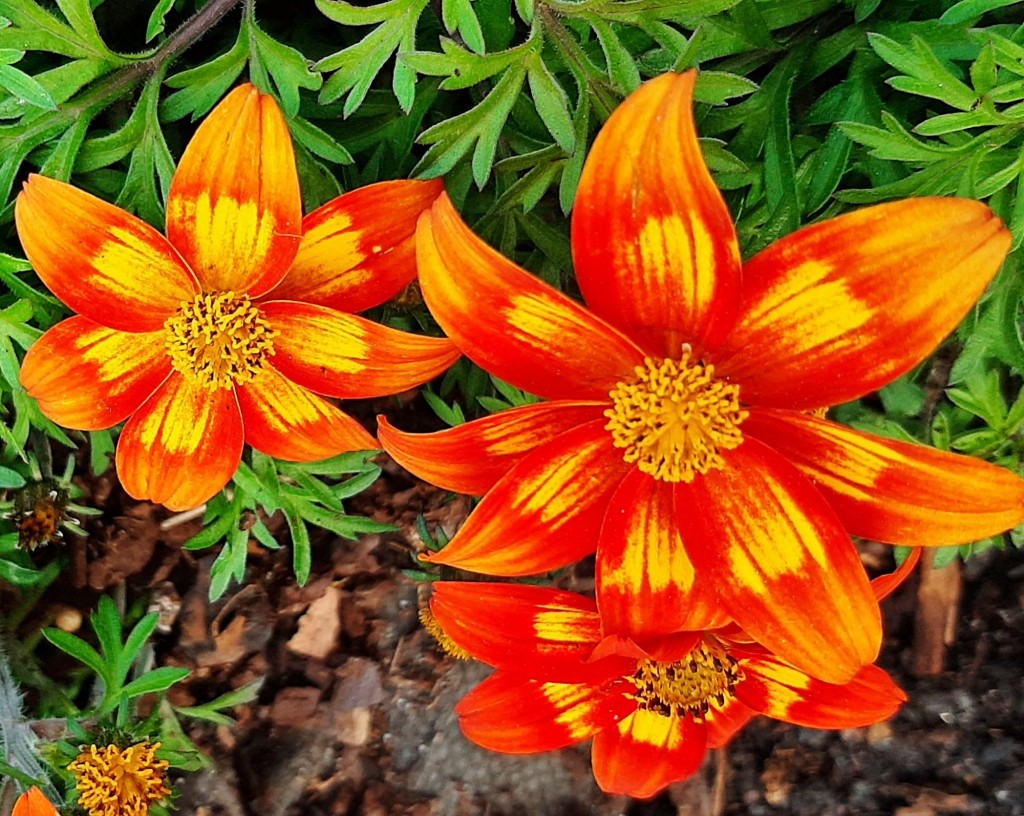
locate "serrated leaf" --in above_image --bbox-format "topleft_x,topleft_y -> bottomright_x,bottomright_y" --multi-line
162,32 -> 248,122
251,23 -> 321,118
526,50 -> 574,152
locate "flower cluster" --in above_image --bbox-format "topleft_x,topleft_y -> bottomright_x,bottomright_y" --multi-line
17,71 -> 1024,798
67,741 -> 170,816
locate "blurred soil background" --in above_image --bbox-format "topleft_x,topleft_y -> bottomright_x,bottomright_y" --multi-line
5,420 -> 1024,816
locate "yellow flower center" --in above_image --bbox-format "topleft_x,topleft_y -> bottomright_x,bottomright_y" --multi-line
630,644 -> 743,721
68,741 -> 171,816
164,291 -> 277,390
605,351 -> 747,482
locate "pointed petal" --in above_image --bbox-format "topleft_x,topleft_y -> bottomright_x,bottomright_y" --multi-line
737,656 -> 906,729
716,198 -> 1011,408
675,438 -> 881,684
272,179 -> 444,311
20,317 -> 170,430
430,582 -> 632,681
13,788 -> 59,816
418,193 -> 645,400
457,672 -> 633,754
705,697 -> 756,748
237,366 -> 376,460
422,420 -> 631,575
573,71 -> 741,356
16,175 -> 198,332
116,374 -> 243,510
873,549 -> 922,602
597,469 -> 727,640
378,401 -> 607,496
166,84 -> 301,296
746,408 -> 1024,546
591,710 -> 707,798
261,301 -> 458,398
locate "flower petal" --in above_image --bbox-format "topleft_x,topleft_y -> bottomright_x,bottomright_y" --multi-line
378,401 -> 607,496
873,548 -> 922,602
261,301 -> 458,398
457,672 -> 633,754
418,193 -> 645,400
237,366 -> 376,460
597,469 -> 728,640
271,179 -> 444,311
20,316 -> 170,430
746,408 -> 1024,546
591,709 -> 707,798
715,198 -> 1011,408
166,84 -> 301,296
430,582 -> 632,681
116,373 -> 243,510
705,697 -> 756,749
16,175 -> 198,331
422,420 -> 631,576
675,438 -> 881,685
737,656 -> 906,729
13,787 -> 59,816
573,71 -> 742,356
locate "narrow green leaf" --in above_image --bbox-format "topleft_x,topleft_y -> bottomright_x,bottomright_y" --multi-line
0,62 -> 54,109
120,667 -> 190,699
145,0 -> 176,42
43,628 -> 107,679
940,0 -> 1024,25
526,50 -> 574,152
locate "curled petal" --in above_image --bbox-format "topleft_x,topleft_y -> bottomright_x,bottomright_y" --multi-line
378,401 -> 607,496
429,582 -> 631,682
116,374 -> 243,510
747,408 -> 1024,546
261,301 -> 458,398
166,84 -> 301,296
873,548 -> 922,602
591,709 -> 707,798
457,672 -> 634,754
273,179 -> 444,311
597,469 -> 727,640
418,193 -> 646,400
705,696 -> 756,749
737,657 -> 906,729
13,787 -> 59,816
21,317 -> 170,430
16,175 -> 198,331
237,366 -> 376,460
574,71 -> 742,356
422,420 -> 631,576
675,438 -> 881,685
716,198 -> 1011,408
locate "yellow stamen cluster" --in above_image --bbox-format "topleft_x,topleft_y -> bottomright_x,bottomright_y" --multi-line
164,290 -> 276,390
630,644 -> 743,721
419,606 -> 472,660
68,741 -> 171,816
806,407 -> 829,419
605,352 -> 747,482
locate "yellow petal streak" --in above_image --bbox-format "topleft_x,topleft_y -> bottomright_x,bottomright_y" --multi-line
533,610 -> 600,643
605,352 -> 746,482
633,215 -> 716,318
187,194 -> 278,292
630,643 -> 742,721
544,683 -> 608,741
164,291 -> 276,390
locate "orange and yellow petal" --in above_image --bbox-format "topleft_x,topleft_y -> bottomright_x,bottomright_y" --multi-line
261,301 -> 459,398
166,84 -> 301,297
573,71 -> 742,357
422,420 -> 631,576
704,696 -> 757,749
873,548 -> 922,602
12,787 -> 58,816
747,408 -> 1024,546
236,366 -> 376,460
597,469 -> 727,641
715,198 -> 1011,409
737,656 -> 905,729
16,175 -> 198,332
674,438 -> 880,685
418,193 -> 646,400
116,373 -> 243,510
378,401 -> 607,496
591,709 -> 707,798
20,316 -> 170,430
430,583 -> 632,681
457,672 -> 633,754
272,179 -> 444,311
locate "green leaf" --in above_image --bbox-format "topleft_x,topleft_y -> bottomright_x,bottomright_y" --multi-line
442,0 -> 485,55
283,499 -> 312,585
940,0 -> 1024,25
250,22 -> 321,118
120,667 -> 190,699
43,628 -> 107,679
0,61 -> 55,109
162,32 -> 248,122
289,115 -> 353,164
526,50 -> 574,152
588,17 -> 640,93
145,0 -> 176,42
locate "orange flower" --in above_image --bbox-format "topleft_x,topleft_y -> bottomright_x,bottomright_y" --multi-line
17,84 -> 458,510
13,787 -> 59,816
428,555 -> 917,799
380,70 -> 1023,684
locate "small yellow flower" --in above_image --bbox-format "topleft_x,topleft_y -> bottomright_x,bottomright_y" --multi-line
68,741 -> 171,816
